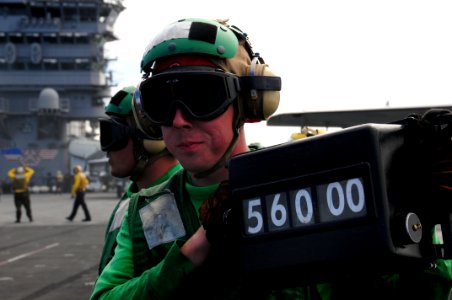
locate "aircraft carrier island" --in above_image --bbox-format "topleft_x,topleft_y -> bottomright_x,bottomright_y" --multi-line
0,0 -> 125,192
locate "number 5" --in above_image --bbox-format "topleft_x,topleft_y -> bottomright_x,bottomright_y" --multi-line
247,199 -> 263,234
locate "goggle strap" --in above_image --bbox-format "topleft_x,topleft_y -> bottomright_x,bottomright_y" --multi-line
239,76 -> 282,91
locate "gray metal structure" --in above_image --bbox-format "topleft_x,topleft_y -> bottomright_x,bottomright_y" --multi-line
267,105 -> 452,128
0,0 -> 125,188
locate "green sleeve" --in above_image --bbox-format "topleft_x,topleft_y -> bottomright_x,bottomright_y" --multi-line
145,240 -> 196,298
98,183 -> 135,274
425,259 -> 452,299
91,212 -> 196,300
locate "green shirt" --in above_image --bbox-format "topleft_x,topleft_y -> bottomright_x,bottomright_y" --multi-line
97,164 -> 182,275
91,172 -> 307,299
91,172 -> 218,299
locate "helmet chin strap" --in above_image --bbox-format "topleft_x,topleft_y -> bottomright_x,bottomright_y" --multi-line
193,127 -> 239,179
129,138 -> 169,182
193,102 -> 243,179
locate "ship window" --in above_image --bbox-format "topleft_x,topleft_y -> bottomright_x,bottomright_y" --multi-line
76,62 -> 91,71
28,63 -> 42,70
30,6 -> 46,19
79,8 -> 96,22
43,35 -> 58,44
3,4 -> 26,16
26,35 -> 41,43
47,6 -> 61,19
62,7 -> 78,22
75,35 -> 90,44
61,35 -> 74,44
61,62 -> 75,70
9,35 -> 25,44
11,62 -> 26,70
44,60 -> 59,70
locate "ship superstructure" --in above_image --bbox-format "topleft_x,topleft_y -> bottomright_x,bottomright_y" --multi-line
0,0 -> 124,190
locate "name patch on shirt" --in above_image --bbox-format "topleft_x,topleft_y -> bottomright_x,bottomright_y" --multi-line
139,193 -> 186,250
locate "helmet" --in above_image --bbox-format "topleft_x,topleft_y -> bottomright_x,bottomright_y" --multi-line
16,166 -> 24,173
140,18 -> 239,74
105,86 -> 136,117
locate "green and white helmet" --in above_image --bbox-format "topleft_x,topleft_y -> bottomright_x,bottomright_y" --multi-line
105,86 -> 136,117
140,18 -> 239,74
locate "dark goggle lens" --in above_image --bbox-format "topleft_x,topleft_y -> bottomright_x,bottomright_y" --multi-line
139,71 -> 239,125
99,118 -> 130,151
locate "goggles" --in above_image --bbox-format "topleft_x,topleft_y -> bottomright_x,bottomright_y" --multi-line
135,69 -> 241,126
99,117 -> 133,152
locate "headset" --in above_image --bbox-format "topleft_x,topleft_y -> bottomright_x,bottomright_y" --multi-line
228,24 -> 281,123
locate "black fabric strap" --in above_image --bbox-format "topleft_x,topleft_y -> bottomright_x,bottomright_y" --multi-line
239,76 -> 281,91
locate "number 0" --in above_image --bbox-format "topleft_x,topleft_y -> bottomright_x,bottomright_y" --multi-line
294,189 -> 313,223
326,182 -> 345,216
346,178 -> 365,212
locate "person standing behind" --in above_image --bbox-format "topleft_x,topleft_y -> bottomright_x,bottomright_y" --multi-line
8,165 -> 35,223
66,165 -> 91,222
97,86 -> 182,274
55,170 -> 64,194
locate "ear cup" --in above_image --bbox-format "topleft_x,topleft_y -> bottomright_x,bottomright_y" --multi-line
131,87 -> 167,155
142,139 -> 166,154
241,61 -> 280,121
256,65 -> 280,119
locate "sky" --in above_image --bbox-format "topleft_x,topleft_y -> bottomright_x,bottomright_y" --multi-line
106,0 -> 452,146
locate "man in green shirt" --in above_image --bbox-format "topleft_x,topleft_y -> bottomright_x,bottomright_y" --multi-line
91,18 -> 302,299
97,86 -> 182,274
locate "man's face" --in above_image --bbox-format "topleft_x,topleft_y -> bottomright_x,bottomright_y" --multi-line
162,106 -> 234,175
107,137 -> 136,178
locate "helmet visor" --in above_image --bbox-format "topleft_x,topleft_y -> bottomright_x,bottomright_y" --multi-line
136,69 -> 240,126
99,118 -> 131,152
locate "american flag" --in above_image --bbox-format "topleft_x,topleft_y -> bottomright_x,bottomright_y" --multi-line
39,149 -> 58,160
1,148 -> 22,161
